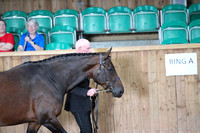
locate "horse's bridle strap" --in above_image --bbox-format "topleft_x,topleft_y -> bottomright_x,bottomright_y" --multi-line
105,77 -> 120,90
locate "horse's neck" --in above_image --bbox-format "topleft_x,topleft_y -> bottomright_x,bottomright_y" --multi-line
48,55 -> 99,93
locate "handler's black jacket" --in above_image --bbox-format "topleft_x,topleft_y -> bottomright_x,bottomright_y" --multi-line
65,79 -> 91,112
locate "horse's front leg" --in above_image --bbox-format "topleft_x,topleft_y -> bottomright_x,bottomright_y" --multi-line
26,122 -> 41,133
43,123 -> 60,133
46,116 -> 67,133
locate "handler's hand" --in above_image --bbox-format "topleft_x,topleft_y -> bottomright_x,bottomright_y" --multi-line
87,88 -> 97,97
25,36 -> 31,42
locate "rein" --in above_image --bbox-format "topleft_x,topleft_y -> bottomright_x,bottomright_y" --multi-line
91,53 -> 120,133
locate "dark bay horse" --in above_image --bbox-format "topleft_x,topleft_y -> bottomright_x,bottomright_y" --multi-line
0,48 -> 124,133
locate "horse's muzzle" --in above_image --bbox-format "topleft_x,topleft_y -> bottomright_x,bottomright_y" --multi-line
111,87 -> 124,98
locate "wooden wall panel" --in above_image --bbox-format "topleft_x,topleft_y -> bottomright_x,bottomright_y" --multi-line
0,44 -> 200,133
0,0 -> 173,15
1,0 -> 200,15
190,0 -> 200,6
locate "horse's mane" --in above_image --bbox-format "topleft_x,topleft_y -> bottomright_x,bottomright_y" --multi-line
23,52 -> 100,65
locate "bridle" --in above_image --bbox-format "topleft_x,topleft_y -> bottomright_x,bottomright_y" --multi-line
92,53 -> 120,133
95,54 -> 120,93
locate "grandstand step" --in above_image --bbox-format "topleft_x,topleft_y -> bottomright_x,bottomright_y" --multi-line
84,32 -> 158,42
90,39 -> 160,48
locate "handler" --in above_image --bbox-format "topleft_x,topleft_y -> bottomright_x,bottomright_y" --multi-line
64,38 -> 98,133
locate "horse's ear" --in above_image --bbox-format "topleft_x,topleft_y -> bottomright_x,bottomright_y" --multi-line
104,47 -> 112,58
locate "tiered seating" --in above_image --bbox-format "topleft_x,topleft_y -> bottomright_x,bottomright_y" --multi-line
49,25 -> 76,48
107,6 -> 132,33
160,21 -> 188,45
81,7 -> 107,34
38,27 -> 49,46
45,42 -> 71,50
54,9 -> 79,30
3,3 -> 200,50
133,5 -> 159,32
189,19 -> 200,43
161,4 -> 188,25
189,3 -> 200,22
3,10 -> 27,31
160,4 -> 188,44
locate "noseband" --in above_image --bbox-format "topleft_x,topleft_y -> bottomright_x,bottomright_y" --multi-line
96,54 -> 120,93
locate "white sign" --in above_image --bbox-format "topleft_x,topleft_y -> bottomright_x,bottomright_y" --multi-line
165,53 -> 198,76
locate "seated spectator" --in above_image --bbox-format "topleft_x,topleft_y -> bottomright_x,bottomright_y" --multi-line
0,19 -> 15,52
18,19 -> 44,51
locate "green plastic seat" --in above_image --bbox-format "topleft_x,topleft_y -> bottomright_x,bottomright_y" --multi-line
160,21 -> 188,45
189,3 -> 200,22
107,6 -> 132,33
133,5 -> 159,32
49,25 -> 76,47
45,42 -> 71,50
162,4 -> 188,25
38,27 -> 49,46
189,19 -> 200,43
82,7 -> 107,34
6,27 -> 22,51
54,9 -> 79,30
28,10 -> 53,30
3,10 -> 27,31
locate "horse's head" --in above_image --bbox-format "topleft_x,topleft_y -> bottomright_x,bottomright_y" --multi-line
91,48 -> 124,98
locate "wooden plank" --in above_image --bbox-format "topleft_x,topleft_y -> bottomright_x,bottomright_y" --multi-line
33,0 -> 39,10
30,55 -> 40,62
157,50 -> 170,131
2,44 -> 200,58
0,0 -> 5,15
139,51 -> 151,132
122,51 -> 136,133
3,56 -> 13,71
38,0 -> 46,10
132,51 -> 142,133
0,57 -> 3,72
51,0 -> 57,13
21,56 -> 31,63
195,48 -> 200,132
45,0 -> 52,12
3,0 -> 13,12
148,50 -> 160,133
12,56 -> 22,67
0,0 -> 174,14
185,75 -> 197,133
112,52 -> 129,133
23,0 -> 33,13
176,76 -> 187,133
164,49 -> 177,133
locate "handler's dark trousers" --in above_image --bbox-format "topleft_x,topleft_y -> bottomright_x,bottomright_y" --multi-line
72,111 -> 92,133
